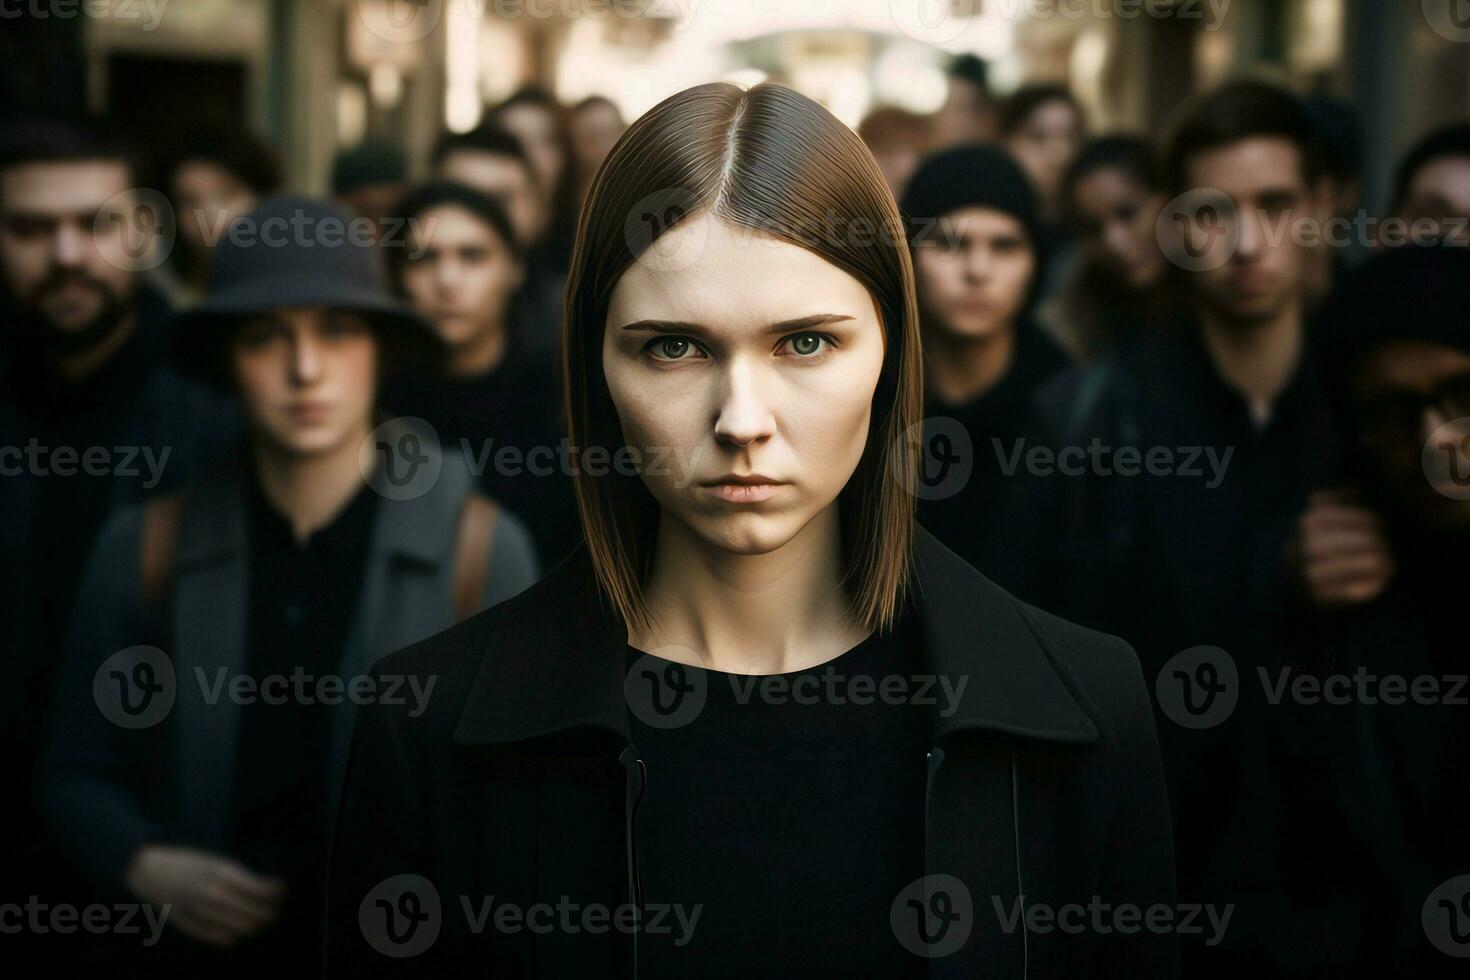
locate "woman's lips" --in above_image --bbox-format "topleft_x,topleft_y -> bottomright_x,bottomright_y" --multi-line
700,477 -> 788,503
705,483 -> 783,503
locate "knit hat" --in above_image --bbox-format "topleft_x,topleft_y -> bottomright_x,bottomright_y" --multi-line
900,143 -> 1043,253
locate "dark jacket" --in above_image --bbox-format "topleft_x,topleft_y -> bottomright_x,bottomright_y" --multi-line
325,525 -> 1178,978
38,439 -> 539,897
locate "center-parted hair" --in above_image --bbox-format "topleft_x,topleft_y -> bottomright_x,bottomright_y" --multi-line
562,81 -> 923,634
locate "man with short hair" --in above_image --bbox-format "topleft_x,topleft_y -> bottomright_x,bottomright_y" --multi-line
993,79 -> 1351,977
0,116 -> 233,955
432,123 -> 564,361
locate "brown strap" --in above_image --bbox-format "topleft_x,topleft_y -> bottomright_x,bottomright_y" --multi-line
139,495 -> 185,607
452,493 -> 498,621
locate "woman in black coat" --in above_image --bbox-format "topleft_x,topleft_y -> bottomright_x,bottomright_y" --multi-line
326,81 -> 1177,979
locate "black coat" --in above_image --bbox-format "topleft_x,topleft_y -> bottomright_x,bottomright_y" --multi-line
325,526 -> 1178,978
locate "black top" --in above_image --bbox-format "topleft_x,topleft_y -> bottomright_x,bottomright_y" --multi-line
381,330 -> 579,569
917,322 -> 1070,575
626,618 -> 929,978
228,474 -> 380,964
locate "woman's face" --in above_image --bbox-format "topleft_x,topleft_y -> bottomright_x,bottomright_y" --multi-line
497,104 -> 566,201
231,307 -> 378,458
401,204 -> 523,352
1006,99 -> 1083,207
603,214 -> 887,555
1071,167 -> 1166,289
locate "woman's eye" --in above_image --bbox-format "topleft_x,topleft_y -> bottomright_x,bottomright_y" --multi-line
781,332 -> 831,358
647,336 -> 701,361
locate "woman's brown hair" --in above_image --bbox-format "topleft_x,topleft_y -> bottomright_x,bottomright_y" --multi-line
562,82 -> 923,634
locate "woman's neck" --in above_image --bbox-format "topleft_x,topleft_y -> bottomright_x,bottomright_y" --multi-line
250,426 -> 369,542
632,503 -> 870,674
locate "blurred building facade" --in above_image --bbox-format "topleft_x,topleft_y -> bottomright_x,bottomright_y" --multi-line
2,0 -> 1466,209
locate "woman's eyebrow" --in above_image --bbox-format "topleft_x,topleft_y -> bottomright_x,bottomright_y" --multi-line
617,313 -> 858,335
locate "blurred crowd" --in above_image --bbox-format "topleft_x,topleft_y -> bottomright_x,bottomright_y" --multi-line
2,52 -> 1468,978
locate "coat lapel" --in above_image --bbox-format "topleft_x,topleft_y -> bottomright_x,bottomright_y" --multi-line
171,460 -> 249,849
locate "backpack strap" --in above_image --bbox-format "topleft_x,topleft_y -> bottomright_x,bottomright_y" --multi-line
139,495 -> 185,608
452,493 -> 499,621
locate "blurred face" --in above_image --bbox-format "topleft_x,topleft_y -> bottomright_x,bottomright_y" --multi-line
497,104 -> 566,202
1182,137 -> 1329,326
0,160 -> 138,343
933,79 -> 998,148
913,206 -> 1034,341
400,204 -> 524,351
173,160 -> 257,257
569,102 -> 625,180
1006,100 -> 1082,207
231,307 -> 379,458
1351,339 -> 1470,535
437,150 -> 545,247
338,181 -> 408,242
1398,155 -> 1470,245
1071,167 -> 1166,289
603,215 -> 887,555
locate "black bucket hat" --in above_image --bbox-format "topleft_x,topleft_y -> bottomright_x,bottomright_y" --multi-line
170,194 -> 445,388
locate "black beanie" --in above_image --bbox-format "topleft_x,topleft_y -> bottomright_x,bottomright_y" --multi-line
899,143 -> 1043,253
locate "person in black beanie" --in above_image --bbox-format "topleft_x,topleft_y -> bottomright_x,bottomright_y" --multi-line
899,143 -> 1070,576
1265,243 -> 1470,978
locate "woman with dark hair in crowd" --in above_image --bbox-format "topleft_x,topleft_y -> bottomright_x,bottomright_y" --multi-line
1045,135 -> 1176,359
159,127 -> 282,304
487,86 -> 580,275
327,80 -> 1175,979
1000,84 -> 1086,224
382,179 -> 579,569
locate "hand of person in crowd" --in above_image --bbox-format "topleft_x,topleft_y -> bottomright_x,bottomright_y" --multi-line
1293,487 -> 1397,608
125,845 -> 286,946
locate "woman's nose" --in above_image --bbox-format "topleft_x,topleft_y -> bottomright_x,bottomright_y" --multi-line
712,360 -> 776,447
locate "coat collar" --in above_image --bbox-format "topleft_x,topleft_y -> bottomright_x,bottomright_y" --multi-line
451,524 -> 1101,749
174,423 -> 472,569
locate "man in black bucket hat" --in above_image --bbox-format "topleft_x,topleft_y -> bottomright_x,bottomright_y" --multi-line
38,195 -> 539,977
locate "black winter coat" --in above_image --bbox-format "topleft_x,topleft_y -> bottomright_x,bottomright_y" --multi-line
324,526 -> 1178,978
